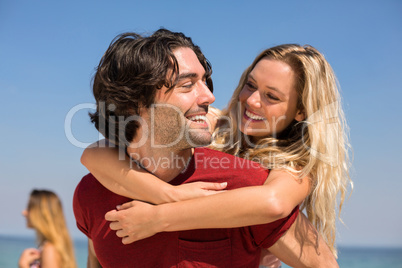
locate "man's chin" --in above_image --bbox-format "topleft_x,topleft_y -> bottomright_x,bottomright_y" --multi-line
187,132 -> 212,148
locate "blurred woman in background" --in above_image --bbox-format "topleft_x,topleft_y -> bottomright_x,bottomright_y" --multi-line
18,189 -> 77,268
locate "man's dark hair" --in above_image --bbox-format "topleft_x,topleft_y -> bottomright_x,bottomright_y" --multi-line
90,28 -> 213,146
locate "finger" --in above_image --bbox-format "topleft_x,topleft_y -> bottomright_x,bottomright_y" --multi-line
122,236 -> 135,245
105,209 -> 118,221
204,190 -> 227,196
109,221 -> 122,231
202,182 -> 227,190
25,248 -> 41,257
116,229 -> 127,238
25,248 -> 39,253
31,251 -> 41,258
118,201 -> 135,210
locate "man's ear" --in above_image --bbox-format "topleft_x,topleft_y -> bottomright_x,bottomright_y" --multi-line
294,109 -> 305,122
136,105 -> 148,118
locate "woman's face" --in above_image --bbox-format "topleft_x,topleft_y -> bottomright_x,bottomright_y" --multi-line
239,58 -> 304,141
22,208 -> 33,228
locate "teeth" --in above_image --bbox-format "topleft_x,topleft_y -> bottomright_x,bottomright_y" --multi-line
188,115 -> 207,123
245,110 -> 265,120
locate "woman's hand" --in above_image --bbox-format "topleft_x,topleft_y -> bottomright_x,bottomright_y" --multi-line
105,200 -> 162,244
18,248 -> 40,268
171,181 -> 227,201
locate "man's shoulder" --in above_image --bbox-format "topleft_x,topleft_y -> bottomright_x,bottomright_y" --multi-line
74,173 -> 102,202
76,173 -> 98,190
74,173 -> 130,203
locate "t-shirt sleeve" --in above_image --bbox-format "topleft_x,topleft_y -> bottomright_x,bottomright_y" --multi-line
249,205 -> 299,249
73,179 -> 91,239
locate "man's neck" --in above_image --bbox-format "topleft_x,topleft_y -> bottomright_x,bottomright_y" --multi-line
126,145 -> 193,182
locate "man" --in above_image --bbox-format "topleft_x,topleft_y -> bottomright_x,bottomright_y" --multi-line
73,29 -> 338,267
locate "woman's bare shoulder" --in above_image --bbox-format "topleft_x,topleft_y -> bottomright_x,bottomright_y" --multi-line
41,241 -> 60,267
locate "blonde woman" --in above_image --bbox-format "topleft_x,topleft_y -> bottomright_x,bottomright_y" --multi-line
19,189 -> 77,268
81,44 -> 352,261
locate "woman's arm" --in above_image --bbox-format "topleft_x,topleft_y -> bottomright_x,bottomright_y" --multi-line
268,212 -> 339,268
156,169 -> 311,228
81,141 -> 226,204
82,107 -> 224,204
81,142 -> 174,204
106,169 -> 311,244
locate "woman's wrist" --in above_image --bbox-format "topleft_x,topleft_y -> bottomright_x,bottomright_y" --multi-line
158,184 -> 181,203
154,203 -> 172,232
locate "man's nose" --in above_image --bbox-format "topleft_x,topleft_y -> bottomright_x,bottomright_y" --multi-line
198,81 -> 215,105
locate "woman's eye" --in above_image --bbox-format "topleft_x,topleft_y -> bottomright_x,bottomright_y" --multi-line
246,82 -> 257,90
267,94 -> 279,101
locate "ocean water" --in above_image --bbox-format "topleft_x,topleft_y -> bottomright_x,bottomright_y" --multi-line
1,235 -> 401,268
282,246 -> 402,268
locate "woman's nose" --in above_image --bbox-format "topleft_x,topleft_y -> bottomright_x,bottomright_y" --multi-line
247,91 -> 261,109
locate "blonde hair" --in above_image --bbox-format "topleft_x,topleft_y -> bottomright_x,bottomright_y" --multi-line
27,189 -> 77,268
212,44 -> 352,257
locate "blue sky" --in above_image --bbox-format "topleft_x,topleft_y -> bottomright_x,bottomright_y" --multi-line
1,0 -> 401,248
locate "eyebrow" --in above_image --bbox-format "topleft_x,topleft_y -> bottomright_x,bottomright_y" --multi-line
248,74 -> 285,96
177,71 -> 207,81
178,73 -> 197,81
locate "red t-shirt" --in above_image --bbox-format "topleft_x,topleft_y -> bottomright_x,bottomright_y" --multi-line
73,147 -> 298,268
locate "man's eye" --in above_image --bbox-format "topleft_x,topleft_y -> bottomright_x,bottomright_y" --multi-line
182,82 -> 193,88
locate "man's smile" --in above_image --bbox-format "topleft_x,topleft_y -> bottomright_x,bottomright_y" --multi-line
186,114 -> 208,127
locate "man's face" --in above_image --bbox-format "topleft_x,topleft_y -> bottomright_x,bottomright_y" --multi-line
143,47 -> 215,150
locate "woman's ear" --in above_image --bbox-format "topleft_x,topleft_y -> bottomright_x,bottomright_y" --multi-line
294,109 -> 305,122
